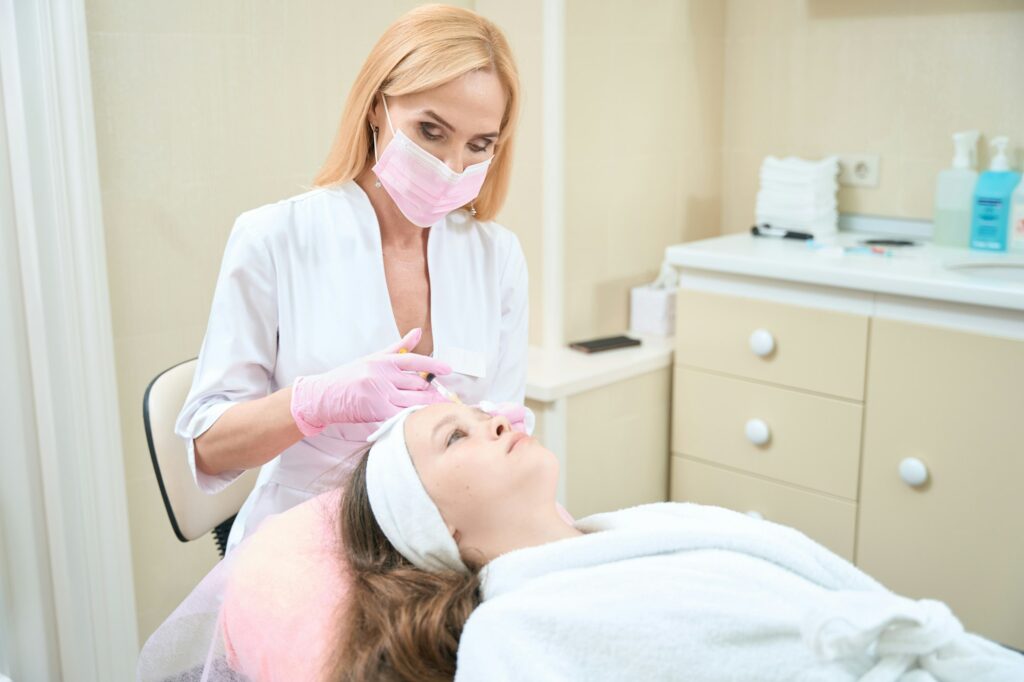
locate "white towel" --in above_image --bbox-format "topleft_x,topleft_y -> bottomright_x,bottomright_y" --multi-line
755,156 -> 840,237
454,503 -> 1024,681
761,155 -> 840,180
756,197 -> 837,219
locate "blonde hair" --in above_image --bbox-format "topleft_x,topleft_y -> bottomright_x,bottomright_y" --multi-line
313,4 -> 520,223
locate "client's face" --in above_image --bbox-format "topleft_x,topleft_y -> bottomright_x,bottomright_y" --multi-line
405,403 -> 559,544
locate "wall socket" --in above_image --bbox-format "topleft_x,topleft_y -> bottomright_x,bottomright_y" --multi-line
838,154 -> 880,188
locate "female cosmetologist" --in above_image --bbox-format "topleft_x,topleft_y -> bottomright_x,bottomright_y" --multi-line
175,5 -> 530,552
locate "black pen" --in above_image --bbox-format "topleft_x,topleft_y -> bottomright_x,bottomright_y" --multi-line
750,224 -> 814,241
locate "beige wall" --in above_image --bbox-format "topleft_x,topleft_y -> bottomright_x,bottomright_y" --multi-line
563,0 -> 724,343
476,0 -> 547,346
721,0 -> 1024,233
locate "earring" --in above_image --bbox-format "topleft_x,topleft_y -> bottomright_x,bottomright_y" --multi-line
470,204 -> 477,217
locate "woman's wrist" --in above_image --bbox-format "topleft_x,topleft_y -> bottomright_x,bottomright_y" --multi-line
289,376 -> 328,437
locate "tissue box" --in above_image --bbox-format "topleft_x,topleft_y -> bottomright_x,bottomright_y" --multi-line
630,285 -> 676,337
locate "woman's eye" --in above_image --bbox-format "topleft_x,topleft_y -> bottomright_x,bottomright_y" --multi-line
419,122 -> 442,141
446,429 -> 466,448
468,139 -> 493,154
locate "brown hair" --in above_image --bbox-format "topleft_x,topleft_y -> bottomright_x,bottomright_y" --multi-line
326,450 -> 481,681
313,4 -> 520,222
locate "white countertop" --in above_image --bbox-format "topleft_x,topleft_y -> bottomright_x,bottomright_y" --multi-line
665,232 -> 1024,312
526,334 -> 674,402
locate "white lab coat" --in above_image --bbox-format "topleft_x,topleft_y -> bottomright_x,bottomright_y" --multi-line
175,182 -> 528,551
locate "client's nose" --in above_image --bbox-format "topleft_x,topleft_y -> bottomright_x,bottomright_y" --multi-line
490,415 -> 511,438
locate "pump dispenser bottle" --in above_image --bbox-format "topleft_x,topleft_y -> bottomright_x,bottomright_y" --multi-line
933,130 -> 979,247
970,136 -> 1021,252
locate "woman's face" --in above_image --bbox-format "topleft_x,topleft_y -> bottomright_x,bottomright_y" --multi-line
404,403 -> 559,543
371,69 -> 506,173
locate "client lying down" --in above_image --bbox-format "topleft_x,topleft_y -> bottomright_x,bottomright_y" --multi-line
139,403 -> 1024,681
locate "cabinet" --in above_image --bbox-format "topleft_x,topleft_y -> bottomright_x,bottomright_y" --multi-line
857,318 -> 1024,648
671,287 -> 1024,648
671,288 -> 868,561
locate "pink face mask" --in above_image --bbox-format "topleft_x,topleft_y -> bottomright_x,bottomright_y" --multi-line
371,95 -> 493,227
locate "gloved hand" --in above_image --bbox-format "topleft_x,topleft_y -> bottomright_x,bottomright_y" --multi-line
478,400 -> 536,435
290,328 -> 450,437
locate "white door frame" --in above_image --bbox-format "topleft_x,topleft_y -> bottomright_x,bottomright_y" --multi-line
0,0 -> 138,679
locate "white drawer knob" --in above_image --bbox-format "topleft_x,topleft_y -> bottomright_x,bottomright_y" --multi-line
749,329 -> 775,357
899,457 -> 929,487
746,510 -> 765,521
745,418 -> 771,446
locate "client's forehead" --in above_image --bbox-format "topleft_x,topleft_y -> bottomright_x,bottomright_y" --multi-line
406,403 -> 460,431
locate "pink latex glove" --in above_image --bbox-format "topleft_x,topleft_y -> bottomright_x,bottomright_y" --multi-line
479,401 -> 535,434
290,329 -> 450,437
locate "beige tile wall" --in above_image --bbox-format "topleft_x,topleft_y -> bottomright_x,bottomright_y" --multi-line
563,0 -> 725,342
721,0 -> 1024,233
476,0 -> 547,346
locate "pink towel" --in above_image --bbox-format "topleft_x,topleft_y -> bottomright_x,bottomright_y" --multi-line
221,489 -> 348,682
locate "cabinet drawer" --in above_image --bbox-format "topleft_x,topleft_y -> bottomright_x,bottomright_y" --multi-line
671,455 -> 856,561
675,288 -> 868,400
672,367 -> 862,499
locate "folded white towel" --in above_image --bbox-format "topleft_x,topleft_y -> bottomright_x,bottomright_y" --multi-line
761,155 -> 840,179
756,195 -> 837,215
755,155 -> 840,237
759,178 -> 839,196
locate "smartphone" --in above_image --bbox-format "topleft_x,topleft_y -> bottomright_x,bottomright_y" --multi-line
568,335 -> 642,354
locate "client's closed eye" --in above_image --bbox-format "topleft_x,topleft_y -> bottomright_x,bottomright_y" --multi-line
446,429 -> 467,448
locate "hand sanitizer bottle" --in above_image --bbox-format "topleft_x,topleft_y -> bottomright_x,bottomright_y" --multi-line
933,130 -> 979,247
1010,175 -> 1024,253
970,136 -> 1021,252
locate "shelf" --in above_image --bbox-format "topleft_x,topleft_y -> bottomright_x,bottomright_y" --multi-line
526,334 -> 674,402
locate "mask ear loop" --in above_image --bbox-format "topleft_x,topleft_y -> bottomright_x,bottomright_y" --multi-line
380,93 -> 396,135
371,93 -> 396,189
370,121 -> 382,188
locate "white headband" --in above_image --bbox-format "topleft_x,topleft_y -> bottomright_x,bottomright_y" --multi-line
365,406 -> 468,574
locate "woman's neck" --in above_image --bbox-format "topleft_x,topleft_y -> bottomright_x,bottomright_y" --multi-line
356,167 -> 426,251
467,507 -> 583,566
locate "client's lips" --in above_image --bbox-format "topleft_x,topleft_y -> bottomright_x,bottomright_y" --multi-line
506,431 -> 528,454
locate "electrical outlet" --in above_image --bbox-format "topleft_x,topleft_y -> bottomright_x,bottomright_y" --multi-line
838,154 -> 880,188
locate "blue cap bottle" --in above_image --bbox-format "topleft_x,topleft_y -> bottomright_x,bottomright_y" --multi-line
970,137 -> 1021,252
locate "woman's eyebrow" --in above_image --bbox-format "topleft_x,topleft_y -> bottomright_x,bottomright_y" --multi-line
432,414 -> 458,443
422,110 -> 499,139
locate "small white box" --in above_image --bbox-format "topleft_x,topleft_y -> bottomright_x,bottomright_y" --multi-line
630,285 -> 676,337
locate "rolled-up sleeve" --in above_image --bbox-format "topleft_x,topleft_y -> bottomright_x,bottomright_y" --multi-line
488,231 -> 529,405
175,212 -> 279,493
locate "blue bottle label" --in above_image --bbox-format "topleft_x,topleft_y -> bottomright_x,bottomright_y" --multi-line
971,198 -> 1008,251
